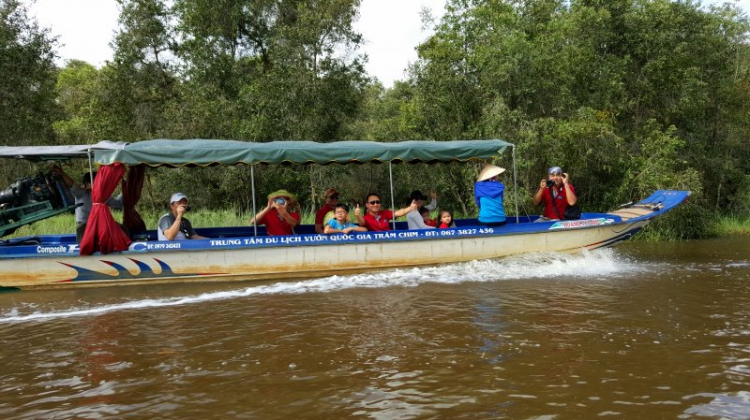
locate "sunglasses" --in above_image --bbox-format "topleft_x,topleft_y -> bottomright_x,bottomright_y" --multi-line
368,200 -> 381,205
329,194 -> 340,200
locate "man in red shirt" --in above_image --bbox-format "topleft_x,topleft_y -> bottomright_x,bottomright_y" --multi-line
533,166 -> 577,221
250,189 -> 300,235
357,193 -> 419,231
315,188 -> 340,234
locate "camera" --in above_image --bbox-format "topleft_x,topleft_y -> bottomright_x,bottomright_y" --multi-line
274,198 -> 286,206
546,180 -> 555,188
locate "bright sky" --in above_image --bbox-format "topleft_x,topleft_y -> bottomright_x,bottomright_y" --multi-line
25,0 -> 447,88
25,0 -> 750,88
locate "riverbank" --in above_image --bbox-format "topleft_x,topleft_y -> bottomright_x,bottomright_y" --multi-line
4,210 -> 749,240
706,214 -> 750,237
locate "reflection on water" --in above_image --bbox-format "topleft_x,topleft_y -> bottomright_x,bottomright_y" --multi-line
685,391 -> 750,419
0,237 -> 748,419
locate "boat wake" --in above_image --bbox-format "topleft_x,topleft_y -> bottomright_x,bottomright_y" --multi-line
0,249 -> 648,323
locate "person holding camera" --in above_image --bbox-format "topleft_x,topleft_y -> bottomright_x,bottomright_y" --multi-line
158,193 -> 207,241
250,189 -> 300,236
533,166 -> 577,221
474,164 -> 507,227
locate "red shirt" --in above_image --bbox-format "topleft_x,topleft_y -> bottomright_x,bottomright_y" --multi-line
425,219 -> 437,227
438,222 -> 451,229
362,210 -> 394,231
315,203 -> 334,226
541,184 -> 575,219
259,209 -> 300,236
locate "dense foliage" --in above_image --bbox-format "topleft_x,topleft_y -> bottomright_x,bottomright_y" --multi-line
1,0 -> 749,238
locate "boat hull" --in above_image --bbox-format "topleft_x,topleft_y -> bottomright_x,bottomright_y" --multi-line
0,218 -> 647,290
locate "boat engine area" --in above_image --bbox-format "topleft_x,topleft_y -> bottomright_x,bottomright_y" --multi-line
0,172 -> 77,237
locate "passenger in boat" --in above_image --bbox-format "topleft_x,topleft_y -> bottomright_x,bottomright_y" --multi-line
250,189 -> 300,235
533,166 -> 577,221
50,165 -> 123,243
357,193 -> 419,231
315,188 -> 340,234
324,204 -> 367,235
406,190 -> 436,230
421,207 -> 437,227
437,210 -> 456,228
474,164 -> 507,227
158,193 -> 208,241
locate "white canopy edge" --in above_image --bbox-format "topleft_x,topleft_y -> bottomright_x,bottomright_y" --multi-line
0,141 -> 127,161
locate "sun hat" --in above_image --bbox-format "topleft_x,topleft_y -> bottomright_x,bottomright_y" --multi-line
547,166 -> 563,175
324,188 -> 339,199
268,189 -> 297,202
170,192 -> 188,203
477,164 -> 506,182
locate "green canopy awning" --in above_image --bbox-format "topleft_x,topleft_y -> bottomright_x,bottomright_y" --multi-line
93,139 -> 512,167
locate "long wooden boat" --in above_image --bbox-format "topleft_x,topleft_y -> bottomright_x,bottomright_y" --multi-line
0,140 -> 689,290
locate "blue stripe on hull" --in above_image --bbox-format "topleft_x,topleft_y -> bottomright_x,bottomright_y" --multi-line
58,258 -> 207,282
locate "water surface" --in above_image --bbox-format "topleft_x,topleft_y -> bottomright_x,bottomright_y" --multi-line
1,237 -> 749,419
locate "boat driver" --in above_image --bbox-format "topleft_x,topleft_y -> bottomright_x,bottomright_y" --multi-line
158,193 -> 208,240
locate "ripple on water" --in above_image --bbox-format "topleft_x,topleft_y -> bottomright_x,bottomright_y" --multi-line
0,241 -> 748,420
682,391 -> 750,420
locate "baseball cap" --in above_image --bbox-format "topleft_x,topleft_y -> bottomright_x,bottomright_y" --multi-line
170,192 -> 188,203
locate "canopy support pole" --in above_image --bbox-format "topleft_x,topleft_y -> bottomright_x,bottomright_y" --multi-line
512,144 -> 519,224
389,162 -> 396,230
86,148 -> 94,186
251,166 -> 257,237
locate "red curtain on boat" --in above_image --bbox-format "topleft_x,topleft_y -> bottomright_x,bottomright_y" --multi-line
122,164 -> 146,232
80,163 -> 132,255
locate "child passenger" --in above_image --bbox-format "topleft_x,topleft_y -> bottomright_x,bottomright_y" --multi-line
437,210 -> 456,228
324,204 -> 367,235
420,207 -> 437,227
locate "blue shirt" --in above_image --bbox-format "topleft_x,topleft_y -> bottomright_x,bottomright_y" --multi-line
327,219 -> 358,230
478,196 -> 506,223
474,181 -> 506,223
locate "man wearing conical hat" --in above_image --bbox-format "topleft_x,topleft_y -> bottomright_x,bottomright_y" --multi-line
250,189 -> 300,236
474,164 -> 507,227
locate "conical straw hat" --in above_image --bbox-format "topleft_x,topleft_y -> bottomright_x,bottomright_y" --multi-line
477,164 -> 506,182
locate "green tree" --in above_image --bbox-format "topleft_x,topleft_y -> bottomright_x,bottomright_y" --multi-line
53,60 -> 102,142
402,0 -> 750,226
0,0 -> 59,145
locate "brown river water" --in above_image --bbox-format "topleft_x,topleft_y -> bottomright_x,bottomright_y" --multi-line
0,237 -> 749,420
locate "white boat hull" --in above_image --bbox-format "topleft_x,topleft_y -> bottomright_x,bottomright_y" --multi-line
0,218 -> 647,290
